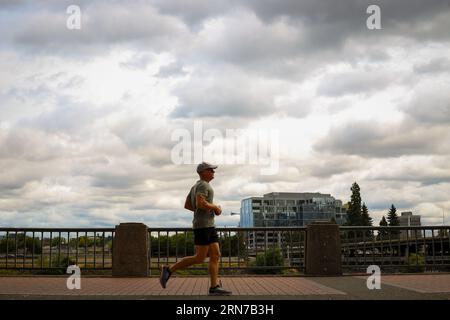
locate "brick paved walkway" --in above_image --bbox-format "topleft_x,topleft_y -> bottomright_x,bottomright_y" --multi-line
0,276 -> 345,297
0,274 -> 449,299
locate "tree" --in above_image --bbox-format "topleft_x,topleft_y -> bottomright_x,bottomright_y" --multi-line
0,234 -> 42,254
75,236 -> 92,248
378,216 -> 388,240
387,204 -> 399,226
249,247 -> 284,274
51,237 -> 67,247
346,182 -> 362,226
0,237 -> 15,253
360,203 -> 373,238
361,203 -> 373,226
168,232 -> 194,256
387,204 -> 400,239
221,233 -> 241,257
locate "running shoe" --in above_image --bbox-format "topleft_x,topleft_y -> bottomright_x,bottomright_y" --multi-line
209,284 -> 232,296
159,266 -> 171,289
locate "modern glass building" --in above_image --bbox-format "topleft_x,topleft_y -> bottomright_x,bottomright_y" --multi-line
240,192 -> 347,227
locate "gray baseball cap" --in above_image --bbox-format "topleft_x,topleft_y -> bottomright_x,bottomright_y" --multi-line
196,162 -> 218,173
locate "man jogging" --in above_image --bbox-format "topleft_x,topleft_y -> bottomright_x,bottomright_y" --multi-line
159,162 -> 232,296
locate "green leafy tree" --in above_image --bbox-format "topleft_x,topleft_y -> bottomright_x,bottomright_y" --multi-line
220,233 -> 241,257
0,234 -> 42,254
402,253 -> 425,273
74,235 -> 103,248
23,236 -> 42,254
151,233 -> 195,258
249,247 -> 284,274
0,237 -> 15,253
51,237 -> 67,247
74,236 -> 91,248
168,232 -> 194,256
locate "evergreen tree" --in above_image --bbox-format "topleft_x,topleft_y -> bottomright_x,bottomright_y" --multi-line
361,203 -> 373,238
361,203 -> 373,226
387,204 -> 400,239
346,182 -> 362,226
378,216 -> 388,240
387,204 -> 399,226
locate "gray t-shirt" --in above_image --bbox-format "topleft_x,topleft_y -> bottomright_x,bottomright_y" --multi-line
190,179 -> 215,229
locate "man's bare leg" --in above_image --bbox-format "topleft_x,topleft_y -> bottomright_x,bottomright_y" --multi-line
208,242 -> 220,288
169,245 -> 209,273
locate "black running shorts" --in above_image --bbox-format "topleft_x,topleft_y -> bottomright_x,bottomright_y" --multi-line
193,227 -> 219,246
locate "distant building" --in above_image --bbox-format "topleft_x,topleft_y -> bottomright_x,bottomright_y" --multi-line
240,192 -> 347,250
240,192 -> 347,228
399,211 -> 422,240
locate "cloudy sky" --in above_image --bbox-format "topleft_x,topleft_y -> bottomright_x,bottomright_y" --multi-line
1,0 -> 450,228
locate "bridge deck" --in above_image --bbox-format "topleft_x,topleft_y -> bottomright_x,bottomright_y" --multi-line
0,274 -> 449,299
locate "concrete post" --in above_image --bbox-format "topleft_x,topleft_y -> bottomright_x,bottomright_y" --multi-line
112,223 -> 149,277
305,221 -> 342,276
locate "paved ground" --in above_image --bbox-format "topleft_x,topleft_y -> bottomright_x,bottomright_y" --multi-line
0,274 -> 449,300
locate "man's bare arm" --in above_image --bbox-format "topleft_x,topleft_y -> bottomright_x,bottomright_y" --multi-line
184,194 -> 194,211
196,194 -> 221,215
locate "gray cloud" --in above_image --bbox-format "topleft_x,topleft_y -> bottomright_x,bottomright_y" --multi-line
4,1 -> 190,56
325,99 -> 354,115
0,0 -> 27,8
119,53 -> 156,70
90,174 -> 146,189
0,126 -> 69,162
315,80 -> 450,158
404,86 -> 450,124
109,116 -> 174,149
245,0 -> 450,41
367,155 -> 450,186
414,57 -> 450,74
151,0 -> 450,75
149,0 -> 235,27
3,0 -> 449,67
317,70 -> 395,97
170,68 -> 283,118
151,0 -> 450,42
156,61 -> 188,78
302,155 -> 366,179
190,11 -> 305,64
0,160 -> 51,191
278,98 -> 312,118
314,121 -> 450,158
373,171 -> 450,187
18,97 -> 102,134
